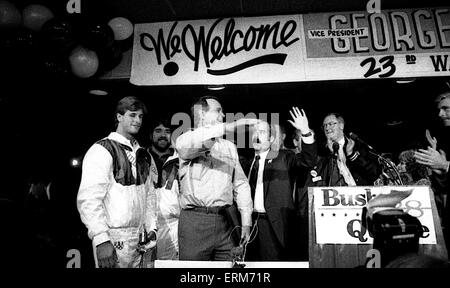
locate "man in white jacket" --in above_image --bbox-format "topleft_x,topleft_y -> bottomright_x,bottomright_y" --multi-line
77,96 -> 158,268
148,118 -> 181,260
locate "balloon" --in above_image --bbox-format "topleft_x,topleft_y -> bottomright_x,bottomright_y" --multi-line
97,42 -> 122,72
69,46 -> 99,78
0,0 -> 22,29
108,17 -> 133,41
42,17 -> 78,53
22,4 -> 54,31
80,21 -> 114,51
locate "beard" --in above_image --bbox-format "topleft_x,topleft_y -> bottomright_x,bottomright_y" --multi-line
152,138 -> 170,152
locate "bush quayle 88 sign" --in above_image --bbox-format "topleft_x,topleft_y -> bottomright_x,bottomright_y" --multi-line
313,186 -> 437,245
303,7 -> 450,80
131,15 -> 304,85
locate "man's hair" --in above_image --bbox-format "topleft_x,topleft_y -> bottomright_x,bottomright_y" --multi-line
323,112 -> 345,125
190,95 -> 220,127
116,96 -> 148,115
149,117 -> 172,133
115,96 -> 148,126
435,91 -> 450,103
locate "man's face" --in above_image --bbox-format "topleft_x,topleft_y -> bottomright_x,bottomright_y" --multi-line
293,136 -> 302,153
201,99 -> 225,126
438,97 -> 450,127
252,121 -> 273,153
117,109 -> 143,137
152,124 -> 172,151
323,115 -> 344,142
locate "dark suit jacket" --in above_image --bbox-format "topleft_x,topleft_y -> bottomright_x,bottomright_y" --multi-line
242,142 -> 317,249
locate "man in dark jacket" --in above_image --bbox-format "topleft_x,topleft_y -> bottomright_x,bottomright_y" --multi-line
296,113 -> 381,261
243,107 -> 317,261
307,113 -> 381,188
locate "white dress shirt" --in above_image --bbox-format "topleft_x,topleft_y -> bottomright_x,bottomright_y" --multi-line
250,150 -> 270,213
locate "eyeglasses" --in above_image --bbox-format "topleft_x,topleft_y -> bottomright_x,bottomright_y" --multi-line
322,122 -> 338,129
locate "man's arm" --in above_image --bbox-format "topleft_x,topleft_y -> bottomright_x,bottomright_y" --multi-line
346,140 -> 381,184
176,120 -> 260,160
287,107 -> 317,168
175,124 -> 225,160
144,156 -> 158,250
77,144 -> 117,267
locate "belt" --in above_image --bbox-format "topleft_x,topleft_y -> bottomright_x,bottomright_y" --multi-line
253,211 -> 268,219
187,206 -> 229,214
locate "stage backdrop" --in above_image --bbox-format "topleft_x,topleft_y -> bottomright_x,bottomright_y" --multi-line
130,7 -> 450,85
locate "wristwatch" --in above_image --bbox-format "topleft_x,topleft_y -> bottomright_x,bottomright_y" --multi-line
301,131 -> 313,137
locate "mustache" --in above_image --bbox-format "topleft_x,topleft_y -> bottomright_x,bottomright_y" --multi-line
252,137 -> 261,144
157,137 -> 169,141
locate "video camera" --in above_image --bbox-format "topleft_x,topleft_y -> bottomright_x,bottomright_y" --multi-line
363,207 -> 424,267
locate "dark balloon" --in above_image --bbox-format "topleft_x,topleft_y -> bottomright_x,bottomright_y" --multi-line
42,17 -> 78,53
0,0 -> 22,29
14,27 -> 38,49
97,42 -> 122,72
41,54 -> 70,76
79,21 -> 114,51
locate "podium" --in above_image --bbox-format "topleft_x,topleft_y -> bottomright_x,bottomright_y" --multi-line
308,186 -> 448,268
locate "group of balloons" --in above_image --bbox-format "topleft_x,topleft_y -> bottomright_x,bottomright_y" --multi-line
0,0 -> 134,78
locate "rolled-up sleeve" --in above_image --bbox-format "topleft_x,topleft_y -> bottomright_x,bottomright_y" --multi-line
77,144 -> 112,247
231,146 -> 253,227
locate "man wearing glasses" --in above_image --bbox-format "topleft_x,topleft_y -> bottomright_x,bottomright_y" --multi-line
304,113 -> 381,187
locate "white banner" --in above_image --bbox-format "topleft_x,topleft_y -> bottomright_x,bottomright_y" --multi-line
313,186 -> 437,244
130,7 -> 450,85
131,15 -> 305,85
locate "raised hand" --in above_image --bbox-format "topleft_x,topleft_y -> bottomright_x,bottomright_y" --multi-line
288,107 -> 310,134
425,129 -> 437,150
414,147 -> 448,172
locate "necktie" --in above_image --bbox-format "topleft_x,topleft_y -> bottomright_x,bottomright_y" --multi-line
249,155 -> 260,199
334,143 -> 357,186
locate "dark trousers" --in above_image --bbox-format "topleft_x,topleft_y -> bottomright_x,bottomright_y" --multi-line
178,208 -> 234,261
247,213 -> 284,261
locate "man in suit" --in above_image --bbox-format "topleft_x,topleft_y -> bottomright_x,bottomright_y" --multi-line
245,107 -> 317,261
305,113 -> 381,188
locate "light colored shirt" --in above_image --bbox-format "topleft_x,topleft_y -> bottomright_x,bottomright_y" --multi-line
175,124 -> 253,227
250,150 -> 269,213
77,132 -> 158,246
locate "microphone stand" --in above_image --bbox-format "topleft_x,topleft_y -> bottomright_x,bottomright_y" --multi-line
368,150 -> 403,186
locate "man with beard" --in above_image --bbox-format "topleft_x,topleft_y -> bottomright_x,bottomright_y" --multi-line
148,118 -> 181,260
77,96 -> 158,268
148,118 -> 175,186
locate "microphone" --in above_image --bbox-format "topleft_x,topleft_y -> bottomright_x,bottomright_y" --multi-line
348,132 -> 374,150
332,141 -> 339,158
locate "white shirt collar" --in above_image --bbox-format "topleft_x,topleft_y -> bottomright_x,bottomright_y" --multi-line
255,149 -> 270,161
108,132 -> 140,149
